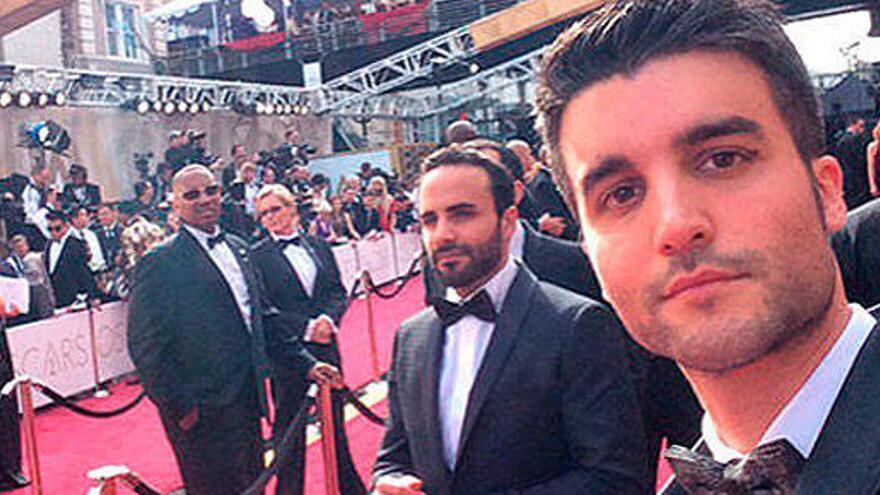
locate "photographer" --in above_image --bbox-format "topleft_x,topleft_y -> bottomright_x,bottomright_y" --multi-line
62,164 -> 101,210
164,131 -> 190,173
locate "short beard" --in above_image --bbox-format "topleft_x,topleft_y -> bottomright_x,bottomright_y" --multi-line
433,226 -> 503,290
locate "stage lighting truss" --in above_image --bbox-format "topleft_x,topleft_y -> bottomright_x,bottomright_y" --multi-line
0,64 -> 316,117
316,26 -> 476,116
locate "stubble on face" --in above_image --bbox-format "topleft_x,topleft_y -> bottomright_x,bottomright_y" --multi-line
432,222 -> 504,289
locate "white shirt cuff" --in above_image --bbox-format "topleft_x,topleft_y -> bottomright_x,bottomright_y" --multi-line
304,314 -> 337,342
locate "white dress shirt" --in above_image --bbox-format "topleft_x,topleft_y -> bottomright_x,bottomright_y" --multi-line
21,182 -> 42,225
438,257 -> 519,469
72,228 -> 106,272
702,303 -> 877,462
48,230 -> 72,274
183,224 -> 252,331
272,233 -> 332,342
509,221 -> 526,260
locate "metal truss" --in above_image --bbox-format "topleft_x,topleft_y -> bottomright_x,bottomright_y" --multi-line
333,45 -> 545,120
0,64 -> 317,112
316,26 -> 476,115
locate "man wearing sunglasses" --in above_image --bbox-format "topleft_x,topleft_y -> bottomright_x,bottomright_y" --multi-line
128,165 -> 269,495
250,184 -> 366,495
43,210 -> 98,308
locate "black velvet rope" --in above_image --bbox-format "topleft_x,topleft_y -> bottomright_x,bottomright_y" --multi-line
32,383 -> 147,418
341,386 -> 386,425
364,252 -> 424,300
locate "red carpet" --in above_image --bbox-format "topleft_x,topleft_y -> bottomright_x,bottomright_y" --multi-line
7,276 -> 673,494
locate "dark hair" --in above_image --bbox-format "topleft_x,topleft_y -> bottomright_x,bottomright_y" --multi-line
535,0 -> 824,207
230,143 -> 244,156
463,138 -> 526,181
46,209 -> 68,223
420,145 -> 515,216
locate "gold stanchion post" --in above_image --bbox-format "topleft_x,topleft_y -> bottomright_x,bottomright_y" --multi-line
360,270 -> 381,381
318,384 -> 340,495
19,379 -> 43,495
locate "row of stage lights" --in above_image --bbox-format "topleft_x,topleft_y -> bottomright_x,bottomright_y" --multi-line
129,97 -> 311,116
0,90 -> 68,108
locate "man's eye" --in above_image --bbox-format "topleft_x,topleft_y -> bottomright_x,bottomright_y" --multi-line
600,183 -> 641,210
701,150 -> 755,171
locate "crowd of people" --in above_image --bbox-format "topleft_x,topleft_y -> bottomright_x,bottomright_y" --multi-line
4,1 -> 880,494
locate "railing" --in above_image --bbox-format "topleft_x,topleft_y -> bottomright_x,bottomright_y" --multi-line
164,0 -> 525,78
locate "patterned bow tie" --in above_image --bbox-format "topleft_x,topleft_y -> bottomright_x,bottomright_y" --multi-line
665,439 -> 806,495
278,237 -> 302,248
207,232 -> 226,249
433,290 -> 496,326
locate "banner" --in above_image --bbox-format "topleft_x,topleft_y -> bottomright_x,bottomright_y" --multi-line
332,242 -> 361,293
6,310 -> 97,408
358,234 -> 396,285
393,232 -> 422,277
93,303 -> 135,382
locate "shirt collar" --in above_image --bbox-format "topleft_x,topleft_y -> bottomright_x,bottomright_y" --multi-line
53,229 -> 72,246
183,223 -> 221,250
509,221 -> 526,260
702,303 -> 877,462
445,256 -> 518,314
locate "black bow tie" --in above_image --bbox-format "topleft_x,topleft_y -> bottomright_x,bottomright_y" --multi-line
207,232 -> 226,249
433,290 -> 496,327
666,439 -> 806,495
278,237 -> 302,248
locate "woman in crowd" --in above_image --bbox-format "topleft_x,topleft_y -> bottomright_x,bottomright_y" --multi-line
366,176 -> 396,233
866,120 -> 880,197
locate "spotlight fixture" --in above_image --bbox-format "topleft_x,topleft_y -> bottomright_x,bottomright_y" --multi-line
189,103 -> 199,114
53,92 -> 67,106
254,102 -> 266,114
153,100 -> 163,112
163,101 -> 175,114
283,104 -> 292,114
36,93 -> 50,107
275,103 -> 284,114
17,91 -> 31,108
201,101 -> 211,113
264,103 -> 275,115
136,99 -> 151,115
0,90 -> 13,108
177,101 -> 188,113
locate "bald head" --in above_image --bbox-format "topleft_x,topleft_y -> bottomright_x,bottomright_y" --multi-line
172,164 -> 221,233
172,164 -> 214,192
445,120 -> 478,144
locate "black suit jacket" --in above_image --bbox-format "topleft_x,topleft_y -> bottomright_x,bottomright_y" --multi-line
44,235 -> 98,307
127,228 -> 267,421
833,198 -> 880,308
662,312 -> 880,495
249,233 -> 348,375
526,168 -> 578,240
424,222 -> 700,485
374,266 -> 649,495
91,224 -> 122,269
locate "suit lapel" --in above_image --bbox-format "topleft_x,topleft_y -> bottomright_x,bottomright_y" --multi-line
179,229 -> 247,329
271,239 -> 309,298
797,321 -> 880,494
417,314 -> 452,484
455,267 -> 536,466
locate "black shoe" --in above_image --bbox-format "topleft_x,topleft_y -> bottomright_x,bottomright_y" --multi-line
0,471 -> 29,491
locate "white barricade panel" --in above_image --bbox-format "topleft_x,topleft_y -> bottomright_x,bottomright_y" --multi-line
7,311 -> 97,408
94,302 -> 135,382
359,235 -> 397,285
332,243 -> 361,293
394,233 -> 423,278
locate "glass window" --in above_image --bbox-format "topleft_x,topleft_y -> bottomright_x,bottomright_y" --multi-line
105,2 -> 140,59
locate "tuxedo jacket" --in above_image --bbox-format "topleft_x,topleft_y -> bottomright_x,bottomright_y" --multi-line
662,310 -> 880,495
424,222 -> 700,484
127,228 -> 267,422
423,222 -> 601,304
525,168 -> 578,240
44,236 -> 98,307
249,233 -> 348,376
374,266 -> 649,495
833,198 -> 880,308
91,224 -> 122,269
